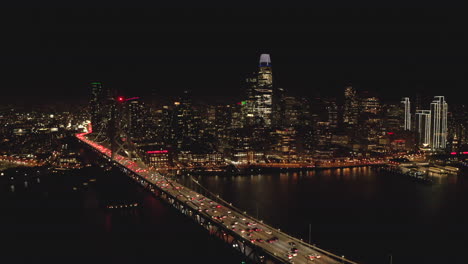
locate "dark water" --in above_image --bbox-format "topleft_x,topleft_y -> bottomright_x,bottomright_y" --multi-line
2,161 -> 468,264
179,167 -> 468,264
0,166 -> 245,264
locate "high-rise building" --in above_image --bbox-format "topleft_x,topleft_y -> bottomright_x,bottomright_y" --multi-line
126,97 -> 145,139
89,81 -> 112,134
430,96 -> 448,150
415,110 -> 431,147
383,103 -> 403,132
361,96 -> 381,115
171,90 -> 196,149
343,85 -> 359,126
325,99 -> 339,129
401,97 -> 411,131
245,54 -> 273,126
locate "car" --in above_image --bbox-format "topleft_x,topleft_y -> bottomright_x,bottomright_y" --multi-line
231,221 -> 238,225
256,238 -> 264,243
253,227 -> 262,232
290,251 -> 297,257
307,253 -> 321,260
271,236 -> 279,241
250,239 -> 256,243
288,241 -> 296,247
264,229 -> 272,234
291,247 -> 298,253
286,254 -> 293,259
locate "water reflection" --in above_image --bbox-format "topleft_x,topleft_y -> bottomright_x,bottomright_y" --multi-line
178,166 -> 467,264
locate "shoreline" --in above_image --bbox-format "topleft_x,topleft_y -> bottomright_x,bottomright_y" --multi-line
173,163 -> 385,176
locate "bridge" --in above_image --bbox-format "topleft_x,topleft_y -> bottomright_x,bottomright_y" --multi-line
76,131 -> 359,264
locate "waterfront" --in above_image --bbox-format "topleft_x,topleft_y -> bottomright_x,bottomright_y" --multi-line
179,166 -> 468,264
1,162 -> 468,264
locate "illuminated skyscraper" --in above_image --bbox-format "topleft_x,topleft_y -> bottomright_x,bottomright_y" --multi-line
361,96 -> 381,115
415,110 -> 431,147
245,54 -> 273,126
430,96 -> 448,150
401,97 -> 411,130
126,97 -> 145,139
343,85 -> 359,126
90,81 -> 112,134
171,90 -> 199,148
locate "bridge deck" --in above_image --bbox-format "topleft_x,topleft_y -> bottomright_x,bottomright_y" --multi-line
76,132 -> 358,264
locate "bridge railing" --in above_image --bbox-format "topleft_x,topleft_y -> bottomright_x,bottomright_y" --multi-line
77,133 -> 360,264
186,175 -> 360,264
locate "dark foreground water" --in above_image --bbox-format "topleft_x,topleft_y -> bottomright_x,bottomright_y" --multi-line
0,166 -> 245,264
179,167 -> 468,264
1,163 -> 468,264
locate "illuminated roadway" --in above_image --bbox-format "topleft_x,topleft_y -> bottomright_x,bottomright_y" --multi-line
76,132 -> 359,264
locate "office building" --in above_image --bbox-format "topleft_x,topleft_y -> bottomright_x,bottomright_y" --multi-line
430,96 -> 448,150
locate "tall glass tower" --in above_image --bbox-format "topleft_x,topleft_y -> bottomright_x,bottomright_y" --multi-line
90,81 -> 111,134
415,110 -> 431,147
401,97 -> 411,130
343,85 -> 359,126
246,54 -> 273,126
430,96 -> 448,150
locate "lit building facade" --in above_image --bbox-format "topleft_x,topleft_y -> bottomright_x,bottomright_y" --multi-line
415,110 -> 431,148
126,97 -> 145,139
401,97 -> 411,131
430,96 -> 448,150
343,85 -> 359,126
245,54 -> 273,126
361,96 -> 381,115
90,81 -> 112,134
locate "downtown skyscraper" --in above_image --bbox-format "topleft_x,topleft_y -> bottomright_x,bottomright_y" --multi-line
245,54 -> 273,126
430,96 -> 448,150
89,81 -> 112,135
401,97 -> 411,131
415,110 -> 431,147
343,85 -> 359,126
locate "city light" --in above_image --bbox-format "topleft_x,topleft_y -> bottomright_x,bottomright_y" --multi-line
146,150 -> 169,154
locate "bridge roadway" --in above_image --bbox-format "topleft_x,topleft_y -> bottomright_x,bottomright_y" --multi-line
76,132 -> 358,264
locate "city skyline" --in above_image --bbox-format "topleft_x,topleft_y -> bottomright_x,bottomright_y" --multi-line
2,7 -> 468,264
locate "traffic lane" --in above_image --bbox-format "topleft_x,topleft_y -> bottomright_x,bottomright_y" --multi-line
83,141 -> 341,264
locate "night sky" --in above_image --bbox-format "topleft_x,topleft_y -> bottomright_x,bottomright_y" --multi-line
2,8 -> 468,106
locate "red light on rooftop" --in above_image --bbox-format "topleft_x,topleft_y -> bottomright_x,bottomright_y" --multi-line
146,150 -> 168,154
387,132 -> 394,135
450,152 -> 457,155
463,152 -> 468,155
117,96 -> 125,102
